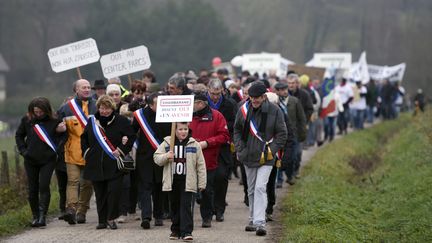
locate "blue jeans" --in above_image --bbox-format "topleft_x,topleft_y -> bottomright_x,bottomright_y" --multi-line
367,105 -> 374,123
324,116 -> 336,141
353,109 -> 365,130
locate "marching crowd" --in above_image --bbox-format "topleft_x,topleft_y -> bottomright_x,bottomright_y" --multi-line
15,68 -> 423,241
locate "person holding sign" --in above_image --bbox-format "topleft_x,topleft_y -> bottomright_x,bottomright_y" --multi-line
81,95 -> 136,230
154,122 -> 207,241
57,79 -> 96,225
132,92 -> 171,229
190,92 -> 230,228
15,97 -> 66,227
233,82 -> 287,236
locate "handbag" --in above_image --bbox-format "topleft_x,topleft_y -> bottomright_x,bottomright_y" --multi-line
117,154 -> 135,172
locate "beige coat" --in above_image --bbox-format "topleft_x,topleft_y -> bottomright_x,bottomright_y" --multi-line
153,136 -> 207,193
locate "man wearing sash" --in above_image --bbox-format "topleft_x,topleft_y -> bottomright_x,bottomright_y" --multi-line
58,79 -> 96,225
233,82 -> 287,236
132,93 -> 171,229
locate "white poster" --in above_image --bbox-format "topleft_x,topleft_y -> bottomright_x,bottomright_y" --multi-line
155,95 -> 194,123
100,45 -> 151,79
312,53 -> 352,69
47,38 -> 100,73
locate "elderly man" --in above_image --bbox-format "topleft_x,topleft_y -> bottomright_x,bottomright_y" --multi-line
233,81 -> 287,236
206,78 -> 237,222
190,92 -> 230,228
91,79 -> 107,100
57,79 -> 96,225
167,73 -> 192,95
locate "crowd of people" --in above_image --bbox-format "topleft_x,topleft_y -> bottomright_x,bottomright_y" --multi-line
15,67 -> 425,241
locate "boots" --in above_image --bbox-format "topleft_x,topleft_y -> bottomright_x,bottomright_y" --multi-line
31,214 -> 39,228
37,207 -> 47,227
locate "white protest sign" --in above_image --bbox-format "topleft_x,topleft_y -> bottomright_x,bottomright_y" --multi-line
242,53 -> 294,78
100,45 -> 151,79
312,53 -> 352,69
367,63 -> 406,82
348,51 -> 370,84
156,95 -> 194,123
383,63 -> 406,82
368,64 -> 386,80
47,38 -> 100,73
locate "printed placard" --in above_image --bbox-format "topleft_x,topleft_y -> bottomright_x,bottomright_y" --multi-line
156,95 -> 194,123
47,38 -> 100,73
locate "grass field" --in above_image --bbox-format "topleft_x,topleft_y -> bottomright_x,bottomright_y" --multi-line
281,112 -> 432,242
0,136 -> 60,237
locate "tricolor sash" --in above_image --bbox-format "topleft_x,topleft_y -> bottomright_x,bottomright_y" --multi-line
68,98 -> 88,128
133,109 -> 160,150
240,101 -> 274,164
90,116 -> 117,160
33,124 -> 57,152
237,90 -> 244,100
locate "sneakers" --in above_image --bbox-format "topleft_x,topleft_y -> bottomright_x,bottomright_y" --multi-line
117,215 -> 127,224
256,226 -> 267,236
182,234 -> 193,241
141,219 -> 150,229
169,232 -> 180,240
154,218 -> 164,226
202,219 -> 211,228
245,222 -> 256,232
76,213 -> 86,224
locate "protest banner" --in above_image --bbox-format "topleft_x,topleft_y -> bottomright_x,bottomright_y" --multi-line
311,53 -> 352,69
47,38 -> 100,78
242,53 -> 294,78
367,63 -> 406,82
100,45 -> 151,80
348,51 -> 370,84
288,64 -> 325,80
156,95 -> 194,151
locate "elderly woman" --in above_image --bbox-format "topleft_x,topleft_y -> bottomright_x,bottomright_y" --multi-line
106,84 -> 126,114
15,97 -> 66,227
81,95 -> 136,230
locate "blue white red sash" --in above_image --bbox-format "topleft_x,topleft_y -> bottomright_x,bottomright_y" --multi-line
237,89 -> 244,100
90,116 -> 117,160
33,124 -> 56,152
68,98 -> 88,128
133,109 -> 160,150
240,101 -> 273,143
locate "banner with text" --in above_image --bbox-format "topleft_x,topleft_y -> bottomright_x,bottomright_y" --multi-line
156,95 -> 194,123
310,53 -> 352,69
47,38 -> 100,73
100,45 -> 151,79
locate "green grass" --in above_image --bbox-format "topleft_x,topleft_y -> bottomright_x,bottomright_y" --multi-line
0,136 -> 16,157
0,189 -> 59,237
0,136 -> 60,237
281,112 -> 432,242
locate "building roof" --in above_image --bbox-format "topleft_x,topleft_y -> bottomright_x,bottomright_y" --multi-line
0,54 -> 10,72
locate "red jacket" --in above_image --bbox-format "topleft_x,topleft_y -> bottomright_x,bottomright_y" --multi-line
190,107 -> 230,171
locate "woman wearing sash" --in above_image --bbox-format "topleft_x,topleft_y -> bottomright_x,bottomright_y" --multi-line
15,97 -> 66,227
81,95 -> 135,230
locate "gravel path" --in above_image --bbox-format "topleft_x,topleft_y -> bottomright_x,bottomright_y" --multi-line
4,146 -> 321,243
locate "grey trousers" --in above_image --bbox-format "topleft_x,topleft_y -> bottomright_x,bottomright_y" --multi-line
244,165 -> 273,227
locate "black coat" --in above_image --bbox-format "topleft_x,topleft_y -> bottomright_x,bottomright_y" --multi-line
81,114 -> 135,181
15,116 -> 63,164
132,106 -> 171,183
208,94 -> 237,166
289,88 -> 314,121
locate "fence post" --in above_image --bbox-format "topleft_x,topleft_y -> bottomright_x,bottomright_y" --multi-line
14,146 -> 21,181
1,151 -> 10,185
